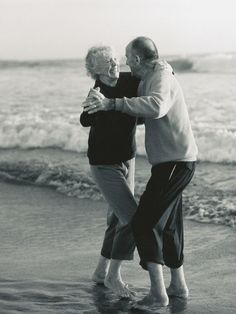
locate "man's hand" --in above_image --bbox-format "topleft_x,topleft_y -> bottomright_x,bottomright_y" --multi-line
88,87 -> 104,100
82,88 -> 115,114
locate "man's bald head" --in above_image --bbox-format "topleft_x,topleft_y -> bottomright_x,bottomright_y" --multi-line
129,37 -> 159,63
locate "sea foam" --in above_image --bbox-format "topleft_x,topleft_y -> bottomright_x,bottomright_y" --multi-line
0,148 -> 235,228
0,116 -> 235,164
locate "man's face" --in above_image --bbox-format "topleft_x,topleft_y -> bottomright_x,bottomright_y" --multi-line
125,44 -> 139,77
95,49 -> 119,79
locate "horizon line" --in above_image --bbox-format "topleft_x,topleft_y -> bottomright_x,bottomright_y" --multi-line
0,50 -> 235,62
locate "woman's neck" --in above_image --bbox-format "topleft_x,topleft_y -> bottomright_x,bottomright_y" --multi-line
99,75 -> 118,87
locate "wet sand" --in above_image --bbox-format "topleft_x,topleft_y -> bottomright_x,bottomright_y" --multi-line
0,181 -> 235,313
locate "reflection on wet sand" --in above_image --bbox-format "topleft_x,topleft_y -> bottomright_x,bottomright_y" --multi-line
91,283 -> 188,314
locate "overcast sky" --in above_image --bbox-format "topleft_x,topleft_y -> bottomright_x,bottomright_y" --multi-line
0,0 -> 235,59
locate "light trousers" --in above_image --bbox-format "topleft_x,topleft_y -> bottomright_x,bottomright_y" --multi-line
90,158 -> 138,260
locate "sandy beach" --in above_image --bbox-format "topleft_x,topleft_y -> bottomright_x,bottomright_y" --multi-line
0,182 -> 235,313
0,149 -> 235,313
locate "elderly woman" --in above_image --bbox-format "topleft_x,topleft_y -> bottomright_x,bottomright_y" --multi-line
80,46 -> 141,298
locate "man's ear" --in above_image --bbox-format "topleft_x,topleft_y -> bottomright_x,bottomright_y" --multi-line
135,55 -> 141,64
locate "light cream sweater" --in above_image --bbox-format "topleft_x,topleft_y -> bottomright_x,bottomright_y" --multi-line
115,60 -> 198,165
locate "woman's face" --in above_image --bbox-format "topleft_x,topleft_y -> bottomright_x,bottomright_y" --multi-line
95,49 -> 119,80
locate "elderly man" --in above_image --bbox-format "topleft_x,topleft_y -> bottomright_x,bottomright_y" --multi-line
83,36 -> 198,309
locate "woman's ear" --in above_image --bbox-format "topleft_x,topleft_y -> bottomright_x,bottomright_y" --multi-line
91,60 -> 99,74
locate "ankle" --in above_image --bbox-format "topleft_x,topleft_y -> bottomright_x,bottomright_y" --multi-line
150,290 -> 169,306
167,284 -> 189,298
105,273 -> 122,282
150,285 -> 168,297
94,265 -> 108,276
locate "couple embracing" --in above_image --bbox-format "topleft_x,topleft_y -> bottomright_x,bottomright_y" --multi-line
80,36 -> 198,309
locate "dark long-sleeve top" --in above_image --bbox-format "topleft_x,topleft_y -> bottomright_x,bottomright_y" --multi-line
80,72 -> 140,165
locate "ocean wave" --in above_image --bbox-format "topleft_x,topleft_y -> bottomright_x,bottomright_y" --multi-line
121,53 -> 236,74
0,59 -> 83,70
0,156 -> 235,228
192,126 -> 236,164
168,58 -> 194,72
0,117 -> 235,164
168,53 -> 236,73
0,160 -> 101,200
0,114 -> 89,153
191,53 -> 236,74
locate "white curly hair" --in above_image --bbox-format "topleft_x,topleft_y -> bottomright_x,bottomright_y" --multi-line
85,45 -> 114,80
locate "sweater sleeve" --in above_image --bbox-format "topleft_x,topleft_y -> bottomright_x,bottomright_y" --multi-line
115,71 -> 173,119
80,111 -> 96,127
80,81 -> 99,127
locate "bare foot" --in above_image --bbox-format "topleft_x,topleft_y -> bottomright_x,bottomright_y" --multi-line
104,276 -> 136,298
132,292 -> 169,310
92,271 -> 106,284
166,284 -> 189,298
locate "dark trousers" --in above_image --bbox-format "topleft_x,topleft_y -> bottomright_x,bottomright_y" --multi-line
131,161 -> 195,270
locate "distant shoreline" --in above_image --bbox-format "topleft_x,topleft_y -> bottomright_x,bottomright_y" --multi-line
0,51 -> 235,62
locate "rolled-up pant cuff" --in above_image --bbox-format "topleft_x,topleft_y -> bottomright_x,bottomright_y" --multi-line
140,258 -> 183,270
101,251 -> 134,261
165,259 -> 184,269
139,258 -> 165,271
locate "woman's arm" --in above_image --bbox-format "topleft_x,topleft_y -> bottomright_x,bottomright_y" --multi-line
80,110 -> 96,127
